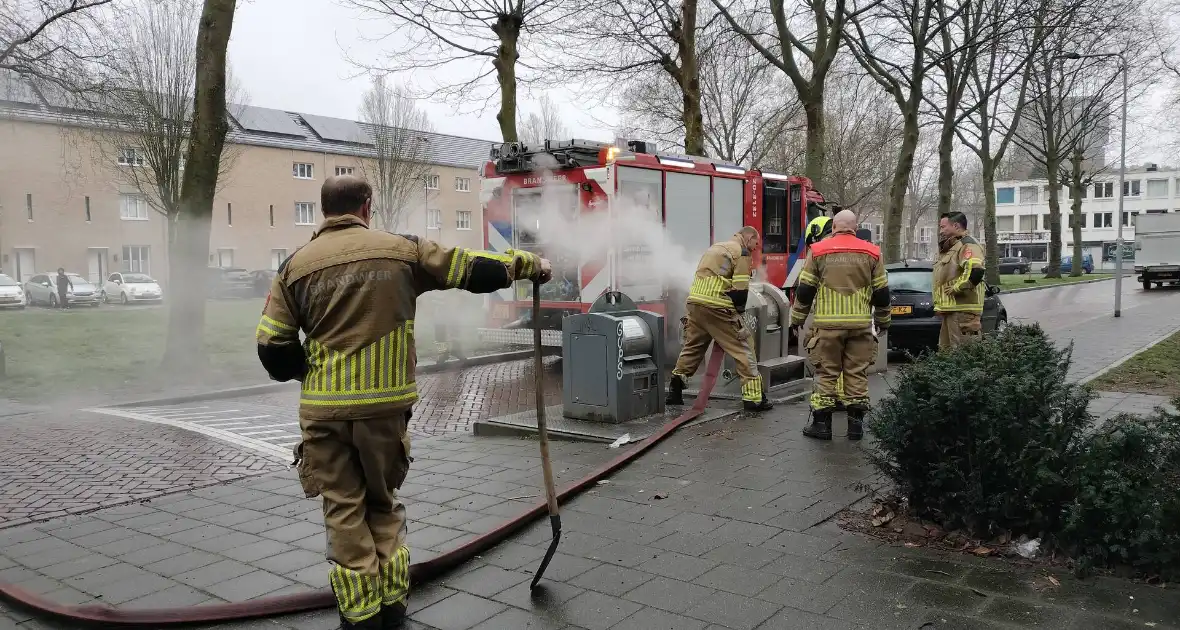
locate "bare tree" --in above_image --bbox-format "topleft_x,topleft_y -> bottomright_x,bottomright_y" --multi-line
162,0 -> 235,369
841,0 -> 957,262
343,0 -> 574,142
517,93 -> 569,146
559,0 -> 710,155
902,134 -> 940,258
358,75 -> 435,233
76,0 -> 243,246
0,0 -> 114,89
710,0 -> 863,189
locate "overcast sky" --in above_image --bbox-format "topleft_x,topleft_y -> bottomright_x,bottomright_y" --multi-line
226,0 -> 615,143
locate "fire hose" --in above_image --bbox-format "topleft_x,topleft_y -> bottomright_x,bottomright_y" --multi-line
0,345 -> 727,627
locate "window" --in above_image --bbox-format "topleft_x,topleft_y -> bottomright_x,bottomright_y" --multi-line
455,177 -> 471,192
216,248 -> 234,267
873,223 -> 883,243
334,166 -> 354,176
1041,214 -> 1051,230
1095,212 -> 1113,228
1122,211 -> 1140,227
26,193 -> 32,220
293,162 -> 314,179
295,202 -> 317,225
270,249 -> 287,270
1146,209 -> 1168,214
1018,214 -> 1037,231
1094,182 -> 1114,198
1146,178 -> 1169,198
85,196 -> 91,222
227,202 -> 232,226
425,174 -> 439,190
1123,180 -> 1141,197
1019,186 -> 1039,204
996,187 -> 1015,204
118,147 -> 144,167
427,208 -> 441,229
120,194 -> 148,220
918,226 -> 933,243
997,216 -> 1014,232
1069,212 -> 1088,229
122,246 -> 150,273
456,210 -> 472,230
269,204 -> 274,227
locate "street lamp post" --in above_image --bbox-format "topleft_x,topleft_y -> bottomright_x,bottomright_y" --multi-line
1056,51 -> 1127,317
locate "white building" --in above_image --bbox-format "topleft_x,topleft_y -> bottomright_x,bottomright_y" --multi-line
993,164 -> 1173,270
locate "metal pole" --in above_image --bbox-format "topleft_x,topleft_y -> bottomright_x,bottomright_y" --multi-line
1114,54 -> 1127,318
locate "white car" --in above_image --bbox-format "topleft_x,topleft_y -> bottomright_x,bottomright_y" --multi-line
0,273 -> 26,309
102,272 -> 164,304
24,272 -> 101,307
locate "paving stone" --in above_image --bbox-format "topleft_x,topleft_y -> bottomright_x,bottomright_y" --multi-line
249,549 -> 325,575
142,549 -> 223,577
559,590 -> 642,630
63,562 -> 150,598
692,563 -> 779,597
683,589 -> 782,630
204,570 -> 294,601
898,580 -> 988,615
624,576 -> 717,614
476,542 -> 546,571
117,541 -> 193,567
976,597 -> 1074,627
38,554 -> 120,580
123,583 -> 219,607
642,550 -> 717,581
754,607 -> 864,630
610,607 -> 710,630
568,564 -> 655,597
441,564 -> 530,598
467,607 -> 573,630
10,542 -> 92,570
412,591 -> 506,630
174,558 -> 256,588
259,521 -> 324,544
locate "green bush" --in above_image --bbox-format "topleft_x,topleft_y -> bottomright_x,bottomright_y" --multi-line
867,324 -> 1094,538
1060,402 -> 1180,579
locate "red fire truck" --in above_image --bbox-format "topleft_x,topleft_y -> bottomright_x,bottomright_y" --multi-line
476,139 -> 828,357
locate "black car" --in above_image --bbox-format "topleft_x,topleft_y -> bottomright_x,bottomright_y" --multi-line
997,256 -> 1030,274
885,261 -> 1008,355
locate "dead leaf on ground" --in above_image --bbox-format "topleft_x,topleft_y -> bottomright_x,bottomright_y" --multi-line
871,510 -> 896,527
1048,576 -> 1061,587
972,546 -> 994,557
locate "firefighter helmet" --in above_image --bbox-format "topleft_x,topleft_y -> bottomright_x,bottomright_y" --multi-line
805,216 -> 833,247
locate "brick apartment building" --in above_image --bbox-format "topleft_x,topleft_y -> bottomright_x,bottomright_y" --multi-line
0,72 -> 493,286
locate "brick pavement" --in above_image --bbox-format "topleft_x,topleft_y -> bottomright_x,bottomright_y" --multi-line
2,404 -> 1179,630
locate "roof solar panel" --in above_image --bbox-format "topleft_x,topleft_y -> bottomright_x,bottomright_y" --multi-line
301,113 -> 373,145
234,105 -> 306,137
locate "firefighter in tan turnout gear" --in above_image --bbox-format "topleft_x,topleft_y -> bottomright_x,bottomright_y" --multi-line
789,210 -> 891,440
933,211 -> 986,350
255,175 -> 551,629
667,226 -> 773,412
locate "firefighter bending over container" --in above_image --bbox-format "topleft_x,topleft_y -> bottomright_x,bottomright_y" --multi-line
790,210 -> 891,440
667,226 -> 773,412
933,211 -> 986,350
255,175 -> 552,630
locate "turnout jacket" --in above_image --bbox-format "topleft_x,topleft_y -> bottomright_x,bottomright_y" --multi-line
789,232 -> 891,330
256,214 -> 544,422
933,234 -> 985,314
686,234 -> 752,312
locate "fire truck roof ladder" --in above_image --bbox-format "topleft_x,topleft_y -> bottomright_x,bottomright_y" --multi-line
490,139 -> 612,174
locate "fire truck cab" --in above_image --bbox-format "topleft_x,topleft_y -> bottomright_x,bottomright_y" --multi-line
476,138 -> 825,363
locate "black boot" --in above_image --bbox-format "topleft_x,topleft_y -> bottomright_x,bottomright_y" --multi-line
666,375 -> 686,406
847,408 -> 865,441
802,410 -> 833,440
380,602 -> 407,629
743,394 -> 773,412
336,612 -> 382,630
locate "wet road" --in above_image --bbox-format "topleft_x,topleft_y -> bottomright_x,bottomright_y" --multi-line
1000,276 -> 1180,330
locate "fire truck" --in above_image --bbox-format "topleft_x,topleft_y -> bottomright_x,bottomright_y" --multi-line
476,138 -> 829,360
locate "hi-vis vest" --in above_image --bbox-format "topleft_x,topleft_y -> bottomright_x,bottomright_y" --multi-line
789,233 -> 891,330
686,236 -> 751,310
256,214 -> 543,421
933,235 -> 986,314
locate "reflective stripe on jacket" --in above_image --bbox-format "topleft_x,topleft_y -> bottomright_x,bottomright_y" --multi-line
789,233 -> 890,330
933,236 -> 985,314
686,236 -> 751,310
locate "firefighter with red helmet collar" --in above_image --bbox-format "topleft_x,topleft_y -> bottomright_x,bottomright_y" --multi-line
667,226 -> 773,412
256,175 -> 552,629
789,210 -> 891,440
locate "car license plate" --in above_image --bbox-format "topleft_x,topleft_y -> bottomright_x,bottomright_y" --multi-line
891,305 -> 912,315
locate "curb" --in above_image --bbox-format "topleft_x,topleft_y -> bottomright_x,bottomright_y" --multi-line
999,274 -> 1122,295
1081,322 -> 1180,385
110,348 -> 540,409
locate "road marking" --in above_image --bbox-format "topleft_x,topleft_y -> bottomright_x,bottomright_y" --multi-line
219,422 -> 292,430
85,407 -> 288,462
190,415 -> 272,423
237,429 -> 287,436
201,422 -> 250,428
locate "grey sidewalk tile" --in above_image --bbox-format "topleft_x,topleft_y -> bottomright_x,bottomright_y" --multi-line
0,566 -> 66,596
142,549 -> 223,577
38,554 -> 120,580
611,607 -> 709,630
10,543 -> 91,570
702,541 -> 783,571
259,521 -> 324,544
491,580 -> 584,610
476,541 -> 546,571
692,564 -> 779,597
190,531 -> 268,554
898,580 -> 989,616
756,576 -> 848,615
753,607 -> 863,630
559,590 -> 642,630
467,607 -> 574,630
642,550 -> 718,581
976,596 -> 1076,627
122,582 -> 220,607
624,576 -> 717,614
249,549 -> 324,575
203,570 -> 293,601
117,541 -> 194,567
683,590 -> 782,630
230,514 -> 300,535
412,591 -> 506,630
567,564 -> 655,597
174,558 -> 256,588
526,552 -> 599,583
440,564 -> 530,598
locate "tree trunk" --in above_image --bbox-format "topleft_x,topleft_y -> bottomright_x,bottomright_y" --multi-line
884,106 -> 920,263
981,157 -> 1000,286
1069,152 -> 1084,277
492,15 -> 521,143
936,113 -> 956,216
161,0 -> 235,371
1045,156 -> 1062,279
678,0 -> 705,156
803,95 -> 825,190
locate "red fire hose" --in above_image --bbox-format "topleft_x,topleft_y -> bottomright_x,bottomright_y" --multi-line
0,345 -> 726,627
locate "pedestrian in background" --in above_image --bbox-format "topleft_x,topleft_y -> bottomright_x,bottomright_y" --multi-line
55,268 -> 72,310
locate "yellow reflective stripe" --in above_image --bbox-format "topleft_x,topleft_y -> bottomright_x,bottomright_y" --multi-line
302,321 -> 417,407
934,304 -> 984,313
446,248 -> 473,288
872,271 -> 888,289
732,274 -> 750,282
329,565 -> 381,623
688,275 -> 737,308
798,269 -> 819,285
741,376 -> 763,402
380,546 -> 411,606
262,314 -> 295,331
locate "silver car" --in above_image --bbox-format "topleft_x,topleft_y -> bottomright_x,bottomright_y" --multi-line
0,273 -> 26,309
23,272 -> 101,307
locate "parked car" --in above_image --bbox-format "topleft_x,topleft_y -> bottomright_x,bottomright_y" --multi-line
102,272 -> 164,305
884,261 -> 1008,355
0,273 -> 26,309
997,256 -> 1030,274
248,269 -> 277,297
1040,254 -> 1094,274
23,272 -> 100,307
208,266 -> 255,299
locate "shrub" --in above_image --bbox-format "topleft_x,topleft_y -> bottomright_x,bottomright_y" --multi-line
1059,401 -> 1180,579
866,323 -> 1093,538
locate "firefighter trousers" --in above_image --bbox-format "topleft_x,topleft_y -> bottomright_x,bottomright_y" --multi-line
673,303 -> 763,402
295,412 -> 412,624
938,311 -> 982,350
806,327 -> 876,411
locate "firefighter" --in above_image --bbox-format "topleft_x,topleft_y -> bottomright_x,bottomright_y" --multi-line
667,226 -> 772,412
789,210 -> 891,440
796,216 -> 848,406
933,211 -> 985,350
256,175 -> 551,629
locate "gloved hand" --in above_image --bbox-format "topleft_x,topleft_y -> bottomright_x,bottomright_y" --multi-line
537,258 -> 553,284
